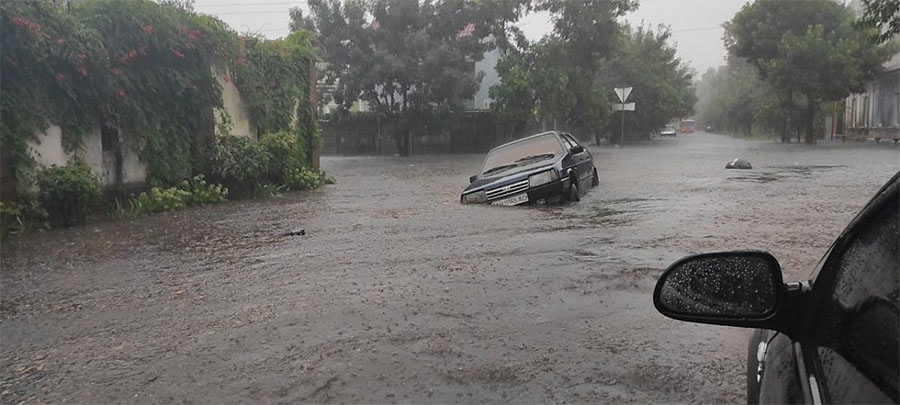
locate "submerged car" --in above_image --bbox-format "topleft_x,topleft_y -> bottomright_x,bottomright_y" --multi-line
461,131 -> 598,206
653,171 -> 899,404
660,125 -> 677,137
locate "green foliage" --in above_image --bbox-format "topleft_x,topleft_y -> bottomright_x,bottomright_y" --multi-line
180,175 -> 228,206
695,58 -> 773,136
0,1 -> 105,182
0,192 -> 49,239
254,183 -> 286,198
128,187 -> 190,214
721,0 -> 891,143
2,0 -> 316,188
232,32 -> 314,135
259,130 -> 305,183
605,25 -> 696,139
283,167 -> 326,191
72,0 -> 239,184
124,175 -> 227,216
858,0 -> 900,44
309,0 -> 523,155
34,163 -> 102,228
490,2 -> 692,142
205,135 -> 269,197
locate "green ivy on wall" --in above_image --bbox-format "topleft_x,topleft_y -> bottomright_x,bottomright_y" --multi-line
233,30 -> 319,166
1,0 -> 317,193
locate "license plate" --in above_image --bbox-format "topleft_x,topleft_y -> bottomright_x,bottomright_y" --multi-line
492,193 -> 529,206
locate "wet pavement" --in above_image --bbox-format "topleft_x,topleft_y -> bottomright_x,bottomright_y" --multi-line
1,132 -> 897,403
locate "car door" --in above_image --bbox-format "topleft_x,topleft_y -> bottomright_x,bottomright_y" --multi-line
771,180 -> 900,404
562,133 -> 591,185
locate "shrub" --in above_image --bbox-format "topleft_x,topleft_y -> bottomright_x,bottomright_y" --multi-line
259,130 -> 304,184
34,163 -> 102,227
179,175 -> 228,206
254,182 -> 286,198
125,175 -> 227,216
128,187 -> 190,215
205,135 -> 269,198
0,191 -> 49,238
283,167 -> 325,191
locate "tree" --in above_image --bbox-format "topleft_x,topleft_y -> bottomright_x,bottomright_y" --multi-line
488,48 -> 536,139
725,0 -> 890,143
767,23 -> 889,143
535,0 -> 636,141
607,25 -> 696,138
309,0 -> 525,156
859,0 -> 900,44
695,58 -> 773,136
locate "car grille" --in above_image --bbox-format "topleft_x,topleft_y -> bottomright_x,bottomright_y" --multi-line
485,178 -> 529,201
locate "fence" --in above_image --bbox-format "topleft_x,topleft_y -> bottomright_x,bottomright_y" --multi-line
321,112 -> 547,155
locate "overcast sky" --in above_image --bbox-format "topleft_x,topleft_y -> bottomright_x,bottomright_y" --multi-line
193,0 -> 749,74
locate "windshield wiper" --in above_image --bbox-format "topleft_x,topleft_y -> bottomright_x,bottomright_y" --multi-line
515,153 -> 555,163
482,164 -> 519,175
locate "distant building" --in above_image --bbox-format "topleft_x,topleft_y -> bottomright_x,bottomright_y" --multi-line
467,44 -> 503,111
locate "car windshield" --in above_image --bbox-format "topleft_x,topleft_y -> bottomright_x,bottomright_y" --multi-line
481,134 -> 563,174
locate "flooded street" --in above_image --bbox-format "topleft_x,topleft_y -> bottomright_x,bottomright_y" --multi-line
2,132 -> 897,403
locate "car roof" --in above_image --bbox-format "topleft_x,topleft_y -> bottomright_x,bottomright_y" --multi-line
488,131 -> 562,153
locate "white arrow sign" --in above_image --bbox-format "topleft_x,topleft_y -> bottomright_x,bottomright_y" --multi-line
613,102 -> 635,111
614,87 -> 633,103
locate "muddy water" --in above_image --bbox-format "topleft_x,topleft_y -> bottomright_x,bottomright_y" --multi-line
1,133 -> 897,403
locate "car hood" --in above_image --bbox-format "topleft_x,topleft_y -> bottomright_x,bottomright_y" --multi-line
463,157 -> 560,193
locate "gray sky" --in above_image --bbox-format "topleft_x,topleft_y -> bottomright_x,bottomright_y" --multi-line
193,0 -> 749,74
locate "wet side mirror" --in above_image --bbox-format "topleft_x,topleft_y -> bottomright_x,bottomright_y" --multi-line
570,145 -> 585,154
469,175 -> 478,184
653,251 -> 787,328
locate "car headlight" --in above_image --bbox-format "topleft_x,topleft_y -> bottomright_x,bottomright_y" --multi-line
461,190 -> 487,204
528,170 -> 558,188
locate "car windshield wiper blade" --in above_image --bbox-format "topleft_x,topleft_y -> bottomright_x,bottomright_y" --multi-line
482,164 -> 519,175
514,153 -> 555,163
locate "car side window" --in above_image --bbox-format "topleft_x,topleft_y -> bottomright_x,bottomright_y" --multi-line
564,134 -> 579,147
809,204 -> 899,404
560,135 -> 575,150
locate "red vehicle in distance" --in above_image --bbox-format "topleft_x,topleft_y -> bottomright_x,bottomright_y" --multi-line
680,118 -> 696,133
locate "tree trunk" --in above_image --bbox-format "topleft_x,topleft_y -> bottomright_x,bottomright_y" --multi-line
804,96 -> 816,145
781,90 -> 793,143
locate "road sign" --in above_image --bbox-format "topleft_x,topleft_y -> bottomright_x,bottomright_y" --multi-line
614,87 -> 633,103
613,102 -> 635,111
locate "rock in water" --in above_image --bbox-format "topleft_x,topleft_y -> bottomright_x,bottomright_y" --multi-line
725,158 -> 752,169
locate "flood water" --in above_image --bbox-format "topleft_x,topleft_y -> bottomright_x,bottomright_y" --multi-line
1,132 -> 897,403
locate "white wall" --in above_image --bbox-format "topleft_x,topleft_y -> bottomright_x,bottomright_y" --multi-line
217,72 -> 257,139
27,125 -> 147,186
28,125 -> 67,169
472,45 -> 502,110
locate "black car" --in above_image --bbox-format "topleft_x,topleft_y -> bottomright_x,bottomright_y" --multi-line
461,131 -> 598,206
653,171 -> 898,404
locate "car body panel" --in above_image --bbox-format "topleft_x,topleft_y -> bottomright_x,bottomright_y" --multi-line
747,171 -> 900,404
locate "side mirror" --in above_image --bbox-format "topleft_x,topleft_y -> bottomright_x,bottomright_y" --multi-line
653,251 -> 794,331
570,145 -> 585,154
469,175 -> 478,184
